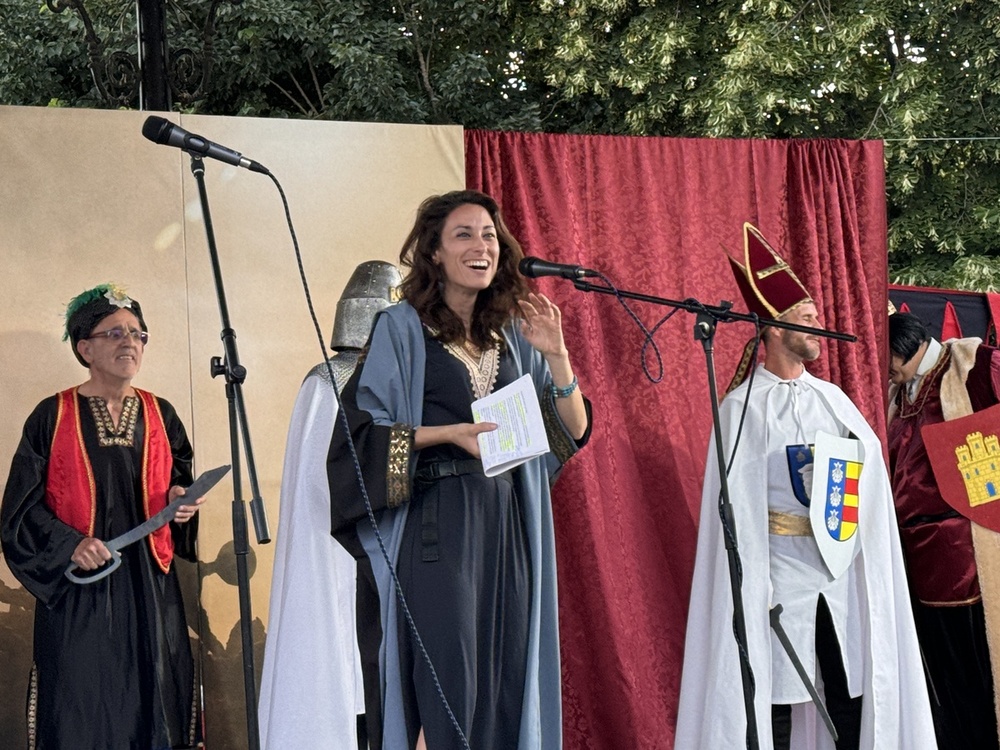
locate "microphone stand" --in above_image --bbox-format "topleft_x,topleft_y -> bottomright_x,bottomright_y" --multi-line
188,153 -> 271,750
570,278 -> 854,750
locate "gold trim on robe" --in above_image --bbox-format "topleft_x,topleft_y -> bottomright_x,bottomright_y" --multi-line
386,424 -> 413,508
541,390 -> 576,465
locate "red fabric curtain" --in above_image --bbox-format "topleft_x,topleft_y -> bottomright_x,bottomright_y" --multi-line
466,130 -> 888,748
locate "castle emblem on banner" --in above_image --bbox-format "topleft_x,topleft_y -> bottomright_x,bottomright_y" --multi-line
921,403 -> 1000,533
810,432 -> 864,580
956,431 -> 1000,507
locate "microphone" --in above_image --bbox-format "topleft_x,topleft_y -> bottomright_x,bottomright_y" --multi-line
141,116 -> 269,175
519,256 -> 599,280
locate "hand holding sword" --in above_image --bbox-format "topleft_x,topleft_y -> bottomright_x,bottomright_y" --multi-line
69,488 -> 199,571
66,464 -> 231,584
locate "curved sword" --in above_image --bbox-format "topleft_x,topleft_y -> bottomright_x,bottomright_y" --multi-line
65,464 -> 231,584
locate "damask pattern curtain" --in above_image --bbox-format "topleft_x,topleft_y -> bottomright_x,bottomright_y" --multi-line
466,130 -> 888,747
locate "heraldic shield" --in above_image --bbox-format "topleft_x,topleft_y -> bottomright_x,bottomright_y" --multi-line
922,402 -> 1000,532
809,431 -> 864,580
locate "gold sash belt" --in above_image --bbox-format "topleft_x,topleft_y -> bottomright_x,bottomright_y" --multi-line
768,510 -> 813,537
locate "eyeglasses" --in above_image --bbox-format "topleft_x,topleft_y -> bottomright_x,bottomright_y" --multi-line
86,327 -> 149,345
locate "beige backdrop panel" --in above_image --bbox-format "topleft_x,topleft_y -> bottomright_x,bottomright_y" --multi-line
0,105 -> 463,748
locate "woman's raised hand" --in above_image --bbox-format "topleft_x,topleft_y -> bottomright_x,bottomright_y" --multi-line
518,293 -> 567,357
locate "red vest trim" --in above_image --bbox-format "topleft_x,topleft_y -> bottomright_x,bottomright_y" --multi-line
136,388 -> 174,573
45,387 -> 175,573
46,388 -> 97,536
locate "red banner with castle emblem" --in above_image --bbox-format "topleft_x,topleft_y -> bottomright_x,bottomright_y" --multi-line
922,402 -> 1000,532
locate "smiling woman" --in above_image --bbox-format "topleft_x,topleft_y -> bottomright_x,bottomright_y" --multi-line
0,283 -> 204,749
432,202 -> 501,300
329,190 -> 593,750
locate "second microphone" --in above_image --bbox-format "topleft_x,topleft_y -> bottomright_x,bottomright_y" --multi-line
519,257 -> 599,280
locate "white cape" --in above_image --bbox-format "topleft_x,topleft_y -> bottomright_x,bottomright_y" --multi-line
258,371 -> 364,749
675,366 -> 935,749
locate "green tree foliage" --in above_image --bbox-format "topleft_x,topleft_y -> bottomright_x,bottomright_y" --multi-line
511,0 -> 1000,288
4,1 -> 1000,288
201,0 -> 542,131
0,2 -> 92,106
1,1 -> 541,129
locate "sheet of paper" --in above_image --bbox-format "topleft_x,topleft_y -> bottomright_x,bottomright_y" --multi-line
472,374 -> 551,477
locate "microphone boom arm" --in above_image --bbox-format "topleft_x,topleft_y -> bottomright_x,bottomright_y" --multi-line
562,274 -> 854,750
569,279 -> 856,341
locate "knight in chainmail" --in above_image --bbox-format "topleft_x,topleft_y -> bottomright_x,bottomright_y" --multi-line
258,261 -> 400,750
314,262 -> 402,390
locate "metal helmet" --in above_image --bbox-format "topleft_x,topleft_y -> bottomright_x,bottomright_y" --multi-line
330,260 -> 402,350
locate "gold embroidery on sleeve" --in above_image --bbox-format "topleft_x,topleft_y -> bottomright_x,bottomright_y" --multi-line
386,424 -> 413,508
541,389 -> 576,465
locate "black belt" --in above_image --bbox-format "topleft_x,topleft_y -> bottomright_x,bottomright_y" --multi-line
414,460 -> 482,563
414,459 -> 514,563
414,458 -> 483,483
421,496 -> 439,563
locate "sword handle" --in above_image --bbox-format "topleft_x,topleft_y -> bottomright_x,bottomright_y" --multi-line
64,549 -> 122,584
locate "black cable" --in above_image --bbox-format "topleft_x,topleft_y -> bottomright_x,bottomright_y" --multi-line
718,317 -> 763,711
586,273 -> 764,717
266,172 -> 471,749
579,272 -> 679,383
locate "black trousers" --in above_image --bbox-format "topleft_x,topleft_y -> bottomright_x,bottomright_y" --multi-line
772,597 -> 862,750
915,600 -> 999,750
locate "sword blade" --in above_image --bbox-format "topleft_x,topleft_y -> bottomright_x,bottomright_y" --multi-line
106,464 -> 231,552
769,604 -> 839,742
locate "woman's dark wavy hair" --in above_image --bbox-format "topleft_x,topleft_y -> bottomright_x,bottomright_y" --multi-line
399,190 -> 529,348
